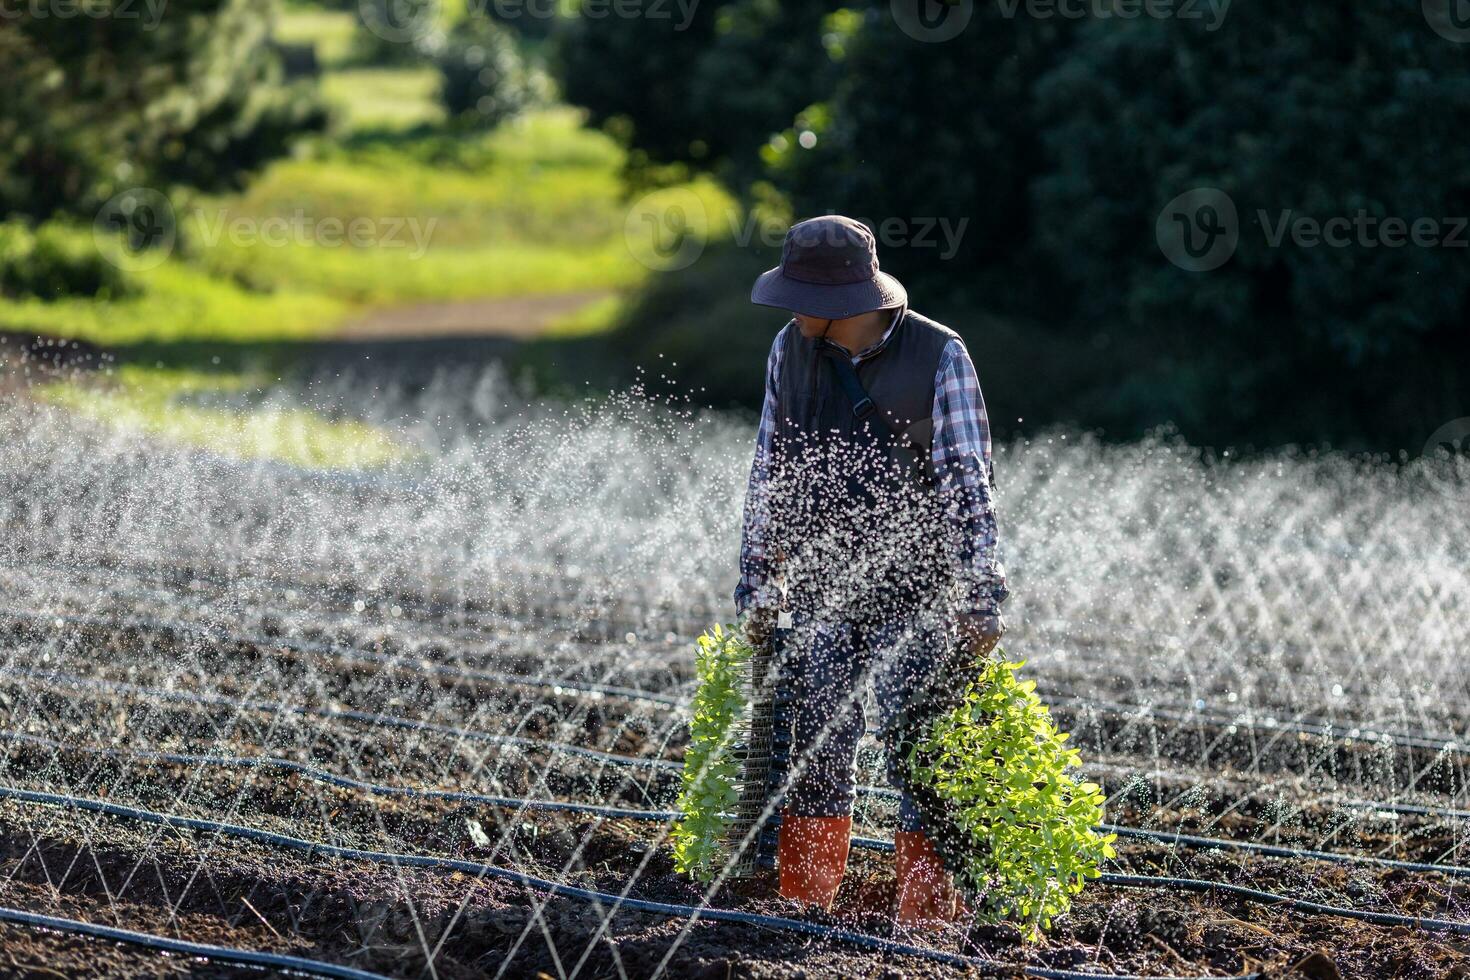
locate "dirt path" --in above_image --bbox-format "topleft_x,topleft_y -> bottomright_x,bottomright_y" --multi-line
336,289 -> 612,341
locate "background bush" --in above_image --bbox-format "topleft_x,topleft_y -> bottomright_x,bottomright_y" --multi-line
438,15 -> 551,128
0,222 -> 136,301
0,0 -> 329,224
554,0 -> 1470,453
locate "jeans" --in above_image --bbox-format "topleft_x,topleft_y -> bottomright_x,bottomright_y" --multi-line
782,614 -> 953,832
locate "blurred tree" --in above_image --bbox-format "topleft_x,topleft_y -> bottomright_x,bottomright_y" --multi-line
0,0 -> 328,223
554,0 -> 728,178
766,4 -> 1077,313
1027,9 -> 1470,444
550,0 -> 1470,450
554,0 -> 843,186
437,13 -> 551,128
353,0 -> 445,66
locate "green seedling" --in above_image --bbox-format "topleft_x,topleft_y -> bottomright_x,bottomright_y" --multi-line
672,622 -> 753,881
909,655 -> 1117,938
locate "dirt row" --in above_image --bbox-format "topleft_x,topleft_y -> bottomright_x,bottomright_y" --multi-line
0,801 -> 964,980
9,555 -> 1465,741
8,679 -> 1463,875
4,660 -> 1467,868
8,612 -> 1466,806
2,604 -> 1469,977
0,784 -> 1466,980
2,743 -> 1470,922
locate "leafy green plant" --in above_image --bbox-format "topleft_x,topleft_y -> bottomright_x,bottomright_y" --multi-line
671,621 -> 752,882
0,221 -> 136,301
909,656 -> 1116,937
436,15 -> 551,130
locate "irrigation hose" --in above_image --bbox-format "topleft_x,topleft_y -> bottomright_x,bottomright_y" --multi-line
2,666 -> 682,772
0,606 -> 688,708
9,605 -> 1466,754
0,784 -> 1264,980
3,702 -> 1469,879
0,903 -> 391,980
17,664 -> 1470,827
0,729 -> 674,823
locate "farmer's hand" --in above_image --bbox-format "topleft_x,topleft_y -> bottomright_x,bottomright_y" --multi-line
742,602 -> 779,650
956,612 -> 1005,660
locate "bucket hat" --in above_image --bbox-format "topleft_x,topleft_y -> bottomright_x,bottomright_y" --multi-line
751,215 -> 906,319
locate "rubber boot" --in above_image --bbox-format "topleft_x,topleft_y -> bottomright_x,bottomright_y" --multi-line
777,814 -> 851,910
895,830 -> 960,928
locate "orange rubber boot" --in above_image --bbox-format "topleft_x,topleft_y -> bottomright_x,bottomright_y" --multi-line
777,814 -> 852,910
895,830 -> 960,928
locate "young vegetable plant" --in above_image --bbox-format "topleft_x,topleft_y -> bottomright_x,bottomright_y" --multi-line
671,621 -> 752,882
908,655 -> 1117,937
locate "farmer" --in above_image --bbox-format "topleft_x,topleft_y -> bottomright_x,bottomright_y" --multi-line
735,215 -> 1009,927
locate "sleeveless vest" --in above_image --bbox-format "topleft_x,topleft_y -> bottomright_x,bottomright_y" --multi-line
769,309 -> 961,621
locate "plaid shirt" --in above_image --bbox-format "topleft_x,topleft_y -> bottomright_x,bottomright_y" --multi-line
734,311 -> 1009,619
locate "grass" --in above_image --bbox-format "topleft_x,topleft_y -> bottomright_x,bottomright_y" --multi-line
543,293 -> 629,337
185,108 -> 676,304
1,108 -> 740,347
319,68 -> 446,131
0,252 -> 347,346
274,7 -> 361,67
2,51 -> 741,464
35,366 -> 410,469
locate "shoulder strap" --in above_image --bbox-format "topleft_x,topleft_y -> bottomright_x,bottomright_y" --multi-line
820,345 -> 896,442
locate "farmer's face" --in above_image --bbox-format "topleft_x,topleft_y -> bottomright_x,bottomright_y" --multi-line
792,313 -> 834,339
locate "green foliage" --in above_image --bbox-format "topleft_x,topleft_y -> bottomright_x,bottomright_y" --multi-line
555,0 -> 841,185
0,221 -> 136,301
545,0 -> 1470,452
437,15 -> 551,129
671,622 -> 752,882
554,1 -> 722,173
351,0 -> 445,67
0,0 -> 328,222
36,366 -> 411,469
909,657 -> 1116,937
